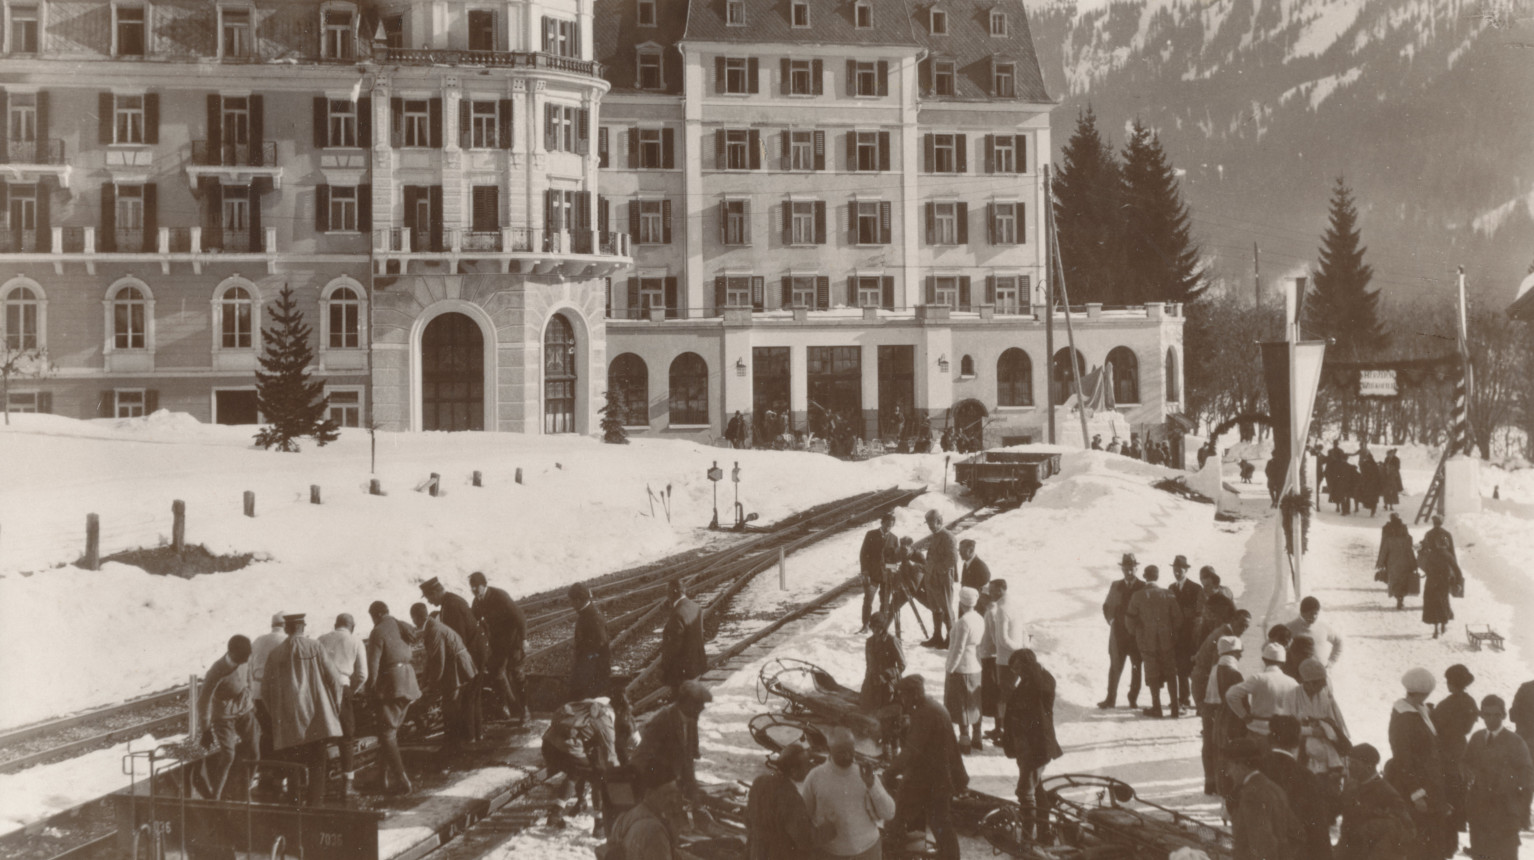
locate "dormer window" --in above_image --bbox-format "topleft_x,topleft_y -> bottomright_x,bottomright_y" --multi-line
637,46 -> 663,89
321,7 -> 355,60
989,9 -> 1007,35
467,10 -> 496,51
854,1 -> 871,28
993,61 -> 1015,97
637,0 -> 656,26
726,0 -> 745,26
929,8 -> 946,34
791,0 -> 809,27
114,4 -> 147,56
220,7 -> 252,58
933,59 -> 955,95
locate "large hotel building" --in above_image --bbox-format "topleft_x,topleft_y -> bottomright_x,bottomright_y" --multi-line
0,0 -> 1184,446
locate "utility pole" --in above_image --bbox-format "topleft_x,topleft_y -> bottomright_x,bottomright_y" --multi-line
1253,242 -> 1261,311
1043,166 -> 1056,444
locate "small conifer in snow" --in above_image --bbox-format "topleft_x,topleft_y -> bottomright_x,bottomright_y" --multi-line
254,285 -> 339,451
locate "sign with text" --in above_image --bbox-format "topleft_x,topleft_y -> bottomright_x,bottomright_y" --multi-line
1359,370 -> 1398,397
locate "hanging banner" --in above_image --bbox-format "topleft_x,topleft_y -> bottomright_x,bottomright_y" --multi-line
1260,340 -> 1328,496
1358,370 -> 1398,398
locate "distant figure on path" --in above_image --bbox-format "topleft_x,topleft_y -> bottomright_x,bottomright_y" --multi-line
1376,514 -> 1418,610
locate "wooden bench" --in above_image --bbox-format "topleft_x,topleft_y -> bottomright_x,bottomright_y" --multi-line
1466,625 -> 1505,652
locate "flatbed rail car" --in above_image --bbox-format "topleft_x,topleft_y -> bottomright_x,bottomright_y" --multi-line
952,451 -> 1062,504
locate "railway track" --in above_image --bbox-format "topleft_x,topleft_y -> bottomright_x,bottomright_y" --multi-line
2,486 -> 926,860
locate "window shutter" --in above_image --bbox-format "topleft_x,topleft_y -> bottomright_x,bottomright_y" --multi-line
812,59 -> 823,94
544,104 -> 557,151
715,128 -> 726,169
782,201 -> 793,245
848,202 -> 859,244
718,202 -> 727,245
316,184 -> 330,232
34,91 -> 46,141
627,278 -> 640,313
882,276 -> 895,310
429,98 -> 443,148
715,56 -> 726,93
743,200 -> 751,242
661,198 -> 673,243
781,276 -> 793,308
662,128 -> 675,168
250,95 -> 264,149
752,276 -> 765,311
816,275 -> 829,310
313,97 -> 328,148
925,275 -> 935,306
99,92 -> 114,144
987,203 -> 995,245
628,127 -> 640,168
924,202 -> 935,245
957,202 -> 968,244
459,101 -> 471,147
984,135 -> 994,174
544,188 -> 555,236
985,275 -> 996,305
780,59 -> 790,95
814,201 -> 826,244
747,57 -> 759,93
664,276 -> 679,317
1017,203 -> 1025,243
390,98 -> 403,146
202,180 -> 222,240
877,61 -> 888,96
0,92 -> 8,163
578,109 -> 591,154
848,60 -> 860,96
628,199 -> 641,239
714,275 -> 726,314
813,130 -> 825,170
846,131 -> 857,171
923,134 -> 934,173
497,99 -> 513,149
141,183 -> 157,251
358,97 -> 371,147
848,277 -> 859,307
428,184 -> 443,250
921,58 -> 932,95
1016,134 -> 1027,173
956,134 -> 966,172
248,182 -> 263,250
144,93 -> 159,144
879,201 -> 891,244
358,185 -> 371,232
878,132 -> 890,171
748,129 -> 761,169
959,276 -> 971,311
99,182 -> 116,251
597,126 -> 609,167
780,130 -> 790,170
206,94 -> 222,154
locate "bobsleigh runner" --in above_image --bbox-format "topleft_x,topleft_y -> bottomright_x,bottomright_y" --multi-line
714,658 -> 1234,860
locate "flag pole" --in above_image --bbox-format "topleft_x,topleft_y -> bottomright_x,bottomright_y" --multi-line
1043,166 -> 1057,445
1287,278 -> 1303,602
1044,180 -> 1091,448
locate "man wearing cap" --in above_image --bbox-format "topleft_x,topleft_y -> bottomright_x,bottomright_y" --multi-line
569,583 -> 611,701
366,601 -> 421,795
803,727 -> 895,860
1223,736 -> 1303,859
195,634 -> 259,800
888,674 -> 966,860
317,614 -> 367,792
746,743 -> 814,860
1099,553 -> 1145,710
1225,642 -> 1299,744
262,613 -> 346,805
1261,715 -> 1332,856
1003,649 -> 1061,842
1337,742 -> 1417,859
1286,596 -> 1344,667
1463,694 -> 1534,860
409,603 -> 478,751
922,510 -> 961,649
469,571 -> 529,721
634,679 -> 712,805
1388,667 -> 1449,860
1167,556 -> 1203,710
1127,565 -> 1184,718
660,579 -> 707,691
421,577 -> 485,740
249,611 -> 288,765
858,513 -> 899,634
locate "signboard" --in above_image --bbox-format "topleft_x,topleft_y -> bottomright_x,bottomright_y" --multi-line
1359,369 -> 1398,398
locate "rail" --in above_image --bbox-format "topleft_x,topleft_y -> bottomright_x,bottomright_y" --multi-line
379,47 -> 602,77
190,140 -> 278,167
6,138 -> 64,164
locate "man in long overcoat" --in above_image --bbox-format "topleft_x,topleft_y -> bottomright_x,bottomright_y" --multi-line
1127,565 -> 1183,718
888,674 -> 967,860
633,680 -> 712,803
858,513 -> 898,633
1098,553 -> 1145,710
409,602 -> 478,750
922,509 -> 961,649
1463,695 -> 1534,860
569,583 -> 612,700
1167,555 -> 1203,709
470,571 -> 528,720
366,601 -> 421,795
660,579 -> 707,690
262,613 -> 345,805
1003,649 -> 1061,841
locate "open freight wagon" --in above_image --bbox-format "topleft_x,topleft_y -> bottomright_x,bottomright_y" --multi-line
952,451 -> 1062,505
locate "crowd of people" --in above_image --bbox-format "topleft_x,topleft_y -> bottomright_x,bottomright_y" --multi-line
1316,439 -> 1405,517
1091,431 -> 1178,466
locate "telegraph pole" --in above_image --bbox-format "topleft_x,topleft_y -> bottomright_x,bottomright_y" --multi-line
1043,166 -> 1057,444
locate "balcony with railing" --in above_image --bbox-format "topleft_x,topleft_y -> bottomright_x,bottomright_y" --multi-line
379,47 -> 602,77
2,139 -> 71,187
374,225 -> 630,276
185,141 -> 283,188
0,225 -> 281,273
0,229 -> 47,253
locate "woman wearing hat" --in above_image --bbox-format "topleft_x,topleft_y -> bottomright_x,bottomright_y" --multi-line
1377,513 -> 1419,610
1432,665 -> 1479,852
1389,667 -> 1452,860
1420,517 -> 1462,639
945,587 -> 986,753
1289,658 -> 1351,824
1205,635 -> 1247,798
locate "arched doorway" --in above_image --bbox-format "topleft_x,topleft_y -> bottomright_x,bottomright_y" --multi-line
544,314 -> 577,434
953,398 -> 988,452
421,313 -> 484,431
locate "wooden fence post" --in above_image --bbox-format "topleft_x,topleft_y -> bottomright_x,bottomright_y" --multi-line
370,478 -> 382,496
472,471 -> 482,487
779,546 -> 786,590
515,467 -> 523,485
310,485 -> 322,505
429,473 -> 441,497
243,491 -> 256,518
171,500 -> 186,553
84,514 -> 100,570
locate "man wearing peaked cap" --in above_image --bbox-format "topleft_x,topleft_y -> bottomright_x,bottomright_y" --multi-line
1224,640 -> 1298,745
262,612 -> 346,805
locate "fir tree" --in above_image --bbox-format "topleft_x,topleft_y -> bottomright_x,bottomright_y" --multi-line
1306,177 -> 1387,361
254,285 -> 338,451
600,389 -> 629,444
1120,120 -> 1204,305
1052,106 -> 1125,304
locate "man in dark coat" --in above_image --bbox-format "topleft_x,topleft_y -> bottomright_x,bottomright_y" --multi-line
1003,649 -> 1061,842
1167,555 -> 1203,709
959,539 -> 991,591
469,570 -> 528,721
660,579 -> 707,691
861,609 -> 905,758
1126,565 -> 1182,718
366,601 -> 421,795
569,583 -> 611,701
888,674 -> 966,860
633,680 -> 712,804
1388,667 -> 1450,860
1337,743 -> 1417,860
264,613 -> 347,805
1262,715 -> 1334,857
409,603 -> 478,750
195,634 -> 259,800
923,509 -> 961,649
745,743 -> 814,860
1510,679 -> 1534,760
1224,737 -> 1303,860
1463,695 -> 1534,860
421,577 -> 485,741
725,411 -> 746,448
858,513 -> 898,633
1098,553 -> 1145,710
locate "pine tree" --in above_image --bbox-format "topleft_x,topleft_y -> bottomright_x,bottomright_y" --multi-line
1120,120 -> 1204,305
1052,106 -> 1125,304
254,285 -> 338,451
600,389 -> 629,444
1306,177 -> 1387,361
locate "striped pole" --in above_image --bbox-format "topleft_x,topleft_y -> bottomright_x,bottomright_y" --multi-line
1450,267 -> 1473,455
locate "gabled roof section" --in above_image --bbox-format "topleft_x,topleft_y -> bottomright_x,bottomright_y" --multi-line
596,0 -> 689,95
914,0 -> 1049,102
683,0 -> 919,47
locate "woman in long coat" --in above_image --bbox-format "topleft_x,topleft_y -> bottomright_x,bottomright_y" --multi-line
1356,451 -> 1382,517
1389,667 -> 1453,860
1383,449 -> 1405,510
1419,525 -> 1460,638
1003,649 -> 1062,840
1377,514 -> 1419,609
1431,665 -> 1478,853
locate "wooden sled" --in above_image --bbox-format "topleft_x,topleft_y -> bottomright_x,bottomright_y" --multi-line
756,657 -> 882,739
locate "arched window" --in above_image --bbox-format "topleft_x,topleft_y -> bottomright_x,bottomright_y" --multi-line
997,348 -> 1032,407
218,286 -> 254,349
1165,348 -> 1180,402
1051,348 -> 1086,405
327,286 -> 361,348
1107,346 -> 1139,404
112,286 -> 148,349
668,352 -> 708,425
608,353 -> 649,427
3,285 -> 39,351
959,354 -> 975,377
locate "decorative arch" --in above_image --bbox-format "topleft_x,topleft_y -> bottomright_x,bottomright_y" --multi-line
1050,347 -> 1086,406
106,275 -> 154,302
409,299 -> 498,433
212,276 -> 261,352
1165,347 -> 1181,402
608,352 -> 649,427
1,276 -> 45,352
321,276 -> 365,350
997,347 -> 1032,407
538,303 -> 594,436
1107,346 -> 1139,405
668,352 -> 708,426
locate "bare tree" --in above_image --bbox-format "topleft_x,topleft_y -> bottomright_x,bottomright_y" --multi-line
0,345 -> 52,425
1465,304 -> 1530,460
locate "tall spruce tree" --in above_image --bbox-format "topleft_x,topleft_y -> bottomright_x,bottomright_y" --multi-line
254,285 -> 338,451
1052,106 -> 1125,304
1306,177 -> 1387,361
1120,120 -> 1204,305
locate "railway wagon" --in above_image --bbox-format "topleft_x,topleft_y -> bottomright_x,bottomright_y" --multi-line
952,451 -> 1062,504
